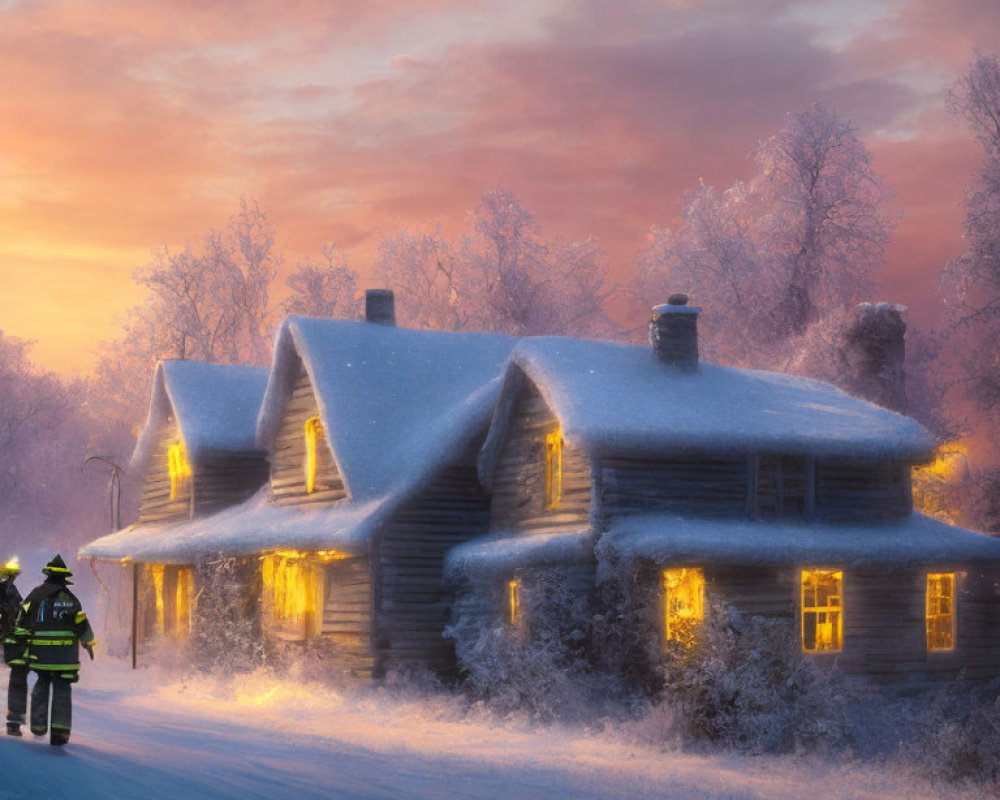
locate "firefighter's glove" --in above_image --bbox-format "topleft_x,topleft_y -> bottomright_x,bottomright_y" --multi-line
83,642 -> 94,661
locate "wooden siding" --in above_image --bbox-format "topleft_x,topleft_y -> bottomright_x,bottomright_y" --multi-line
321,557 -> 375,677
270,359 -> 347,506
376,451 -> 493,675
600,454 -> 747,519
138,414 -> 192,524
490,381 -> 591,533
815,459 -> 910,522
629,561 -> 1000,692
193,451 -> 269,517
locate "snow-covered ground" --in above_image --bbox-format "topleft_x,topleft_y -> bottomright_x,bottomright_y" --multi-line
0,658 -> 990,800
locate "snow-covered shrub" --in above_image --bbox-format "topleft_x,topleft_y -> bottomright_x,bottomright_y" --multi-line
906,681 -> 1000,786
190,555 -> 265,673
656,601 -> 869,755
446,567 -> 636,722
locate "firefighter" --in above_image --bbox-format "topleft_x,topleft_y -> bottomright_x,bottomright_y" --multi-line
18,554 -> 95,746
0,556 -> 26,736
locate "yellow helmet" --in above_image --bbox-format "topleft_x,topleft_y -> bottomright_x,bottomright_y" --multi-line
1,556 -> 20,577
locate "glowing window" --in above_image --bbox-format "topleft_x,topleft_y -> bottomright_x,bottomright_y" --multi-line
545,428 -> 563,509
304,416 -> 324,494
150,564 -> 165,633
801,569 -> 843,653
662,568 -> 705,647
175,567 -> 194,637
261,553 -> 321,639
507,579 -> 522,628
167,443 -> 191,501
927,573 -> 956,652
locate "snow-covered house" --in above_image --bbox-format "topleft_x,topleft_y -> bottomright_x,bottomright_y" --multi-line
447,296 -> 1000,691
83,295 -> 516,677
85,360 -> 270,650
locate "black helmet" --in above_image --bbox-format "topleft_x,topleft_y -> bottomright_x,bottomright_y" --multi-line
42,554 -> 73,579
0,556 -> 19,578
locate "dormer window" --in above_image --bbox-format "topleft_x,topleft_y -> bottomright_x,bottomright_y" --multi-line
167,443 -> 190,501
304,416 -> 324,494
545,428 -> 563,509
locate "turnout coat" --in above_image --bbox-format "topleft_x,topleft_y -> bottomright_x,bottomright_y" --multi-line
17,580 -> 94,677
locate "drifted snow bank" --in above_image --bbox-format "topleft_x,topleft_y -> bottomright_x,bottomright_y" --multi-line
1,658 -> 987,800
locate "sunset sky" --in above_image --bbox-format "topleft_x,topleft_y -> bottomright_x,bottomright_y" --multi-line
1,0 -> 998,375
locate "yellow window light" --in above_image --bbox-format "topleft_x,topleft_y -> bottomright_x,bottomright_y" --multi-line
662,568 -> 705,647
176,567 -> 194,637
150,564 -> 165,633
507,579 -> 522,628
927,573 -> 957,652
801,569 -> 843,653
167,443 -> 191,501
261,553 -> 321,638
304,416 -> 324,494
545,428 -> 563,509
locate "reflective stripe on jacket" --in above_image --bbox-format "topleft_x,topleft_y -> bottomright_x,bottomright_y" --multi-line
17,581 -> 94,673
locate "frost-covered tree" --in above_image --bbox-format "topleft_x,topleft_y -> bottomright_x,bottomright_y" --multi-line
93,199 -> 281,427
640,105 -> 893,371
943,54 -> 1000,441
937,53 -> 1000,532
0,332 -> 114,547
374,225 -> 466,330
379,187 -> 619,337
283,245 -> 360,319
128,197 -> 278,366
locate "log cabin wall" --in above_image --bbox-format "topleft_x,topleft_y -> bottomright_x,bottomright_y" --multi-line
630,560 -> 1000,693
815,459 -> 911,522
599,455 -> 911,525
599,455 -> 748,520
138,413 -> 193,524
321,557 -> 375,677
193,451 -> 269,517
270,358 -> 347,506
490,381 -> 591,533
375,447 -> 493,675
833,565 -> 1000,690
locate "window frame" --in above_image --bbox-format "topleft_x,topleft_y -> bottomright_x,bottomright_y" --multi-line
926,572 -> 957,653
800,568 -> 844,653
507,578 -> 523,629
662,567 -> 705,648
167,442 -> 191,501
544,428 -> 563,509
304,415 -> 324,494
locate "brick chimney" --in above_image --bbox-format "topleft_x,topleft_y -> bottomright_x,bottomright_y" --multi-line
650,293 -> 700,372
840,302 -> 907,413
365,289 -> 396,326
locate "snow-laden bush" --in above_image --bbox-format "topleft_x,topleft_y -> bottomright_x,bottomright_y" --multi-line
906,681 -> 1000,786
190,555 -> 265,673
654,601 -> 875,755
446,567 -> 637,723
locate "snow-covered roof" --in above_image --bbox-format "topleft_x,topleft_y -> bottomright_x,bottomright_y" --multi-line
257,317 -> 517,501
444,530 -> 594,584
84,319 -> 518,563
131,360 -> 270,470
480,337 -> 934,487
80,489 -> 388,564
598,513 -> 1000,570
